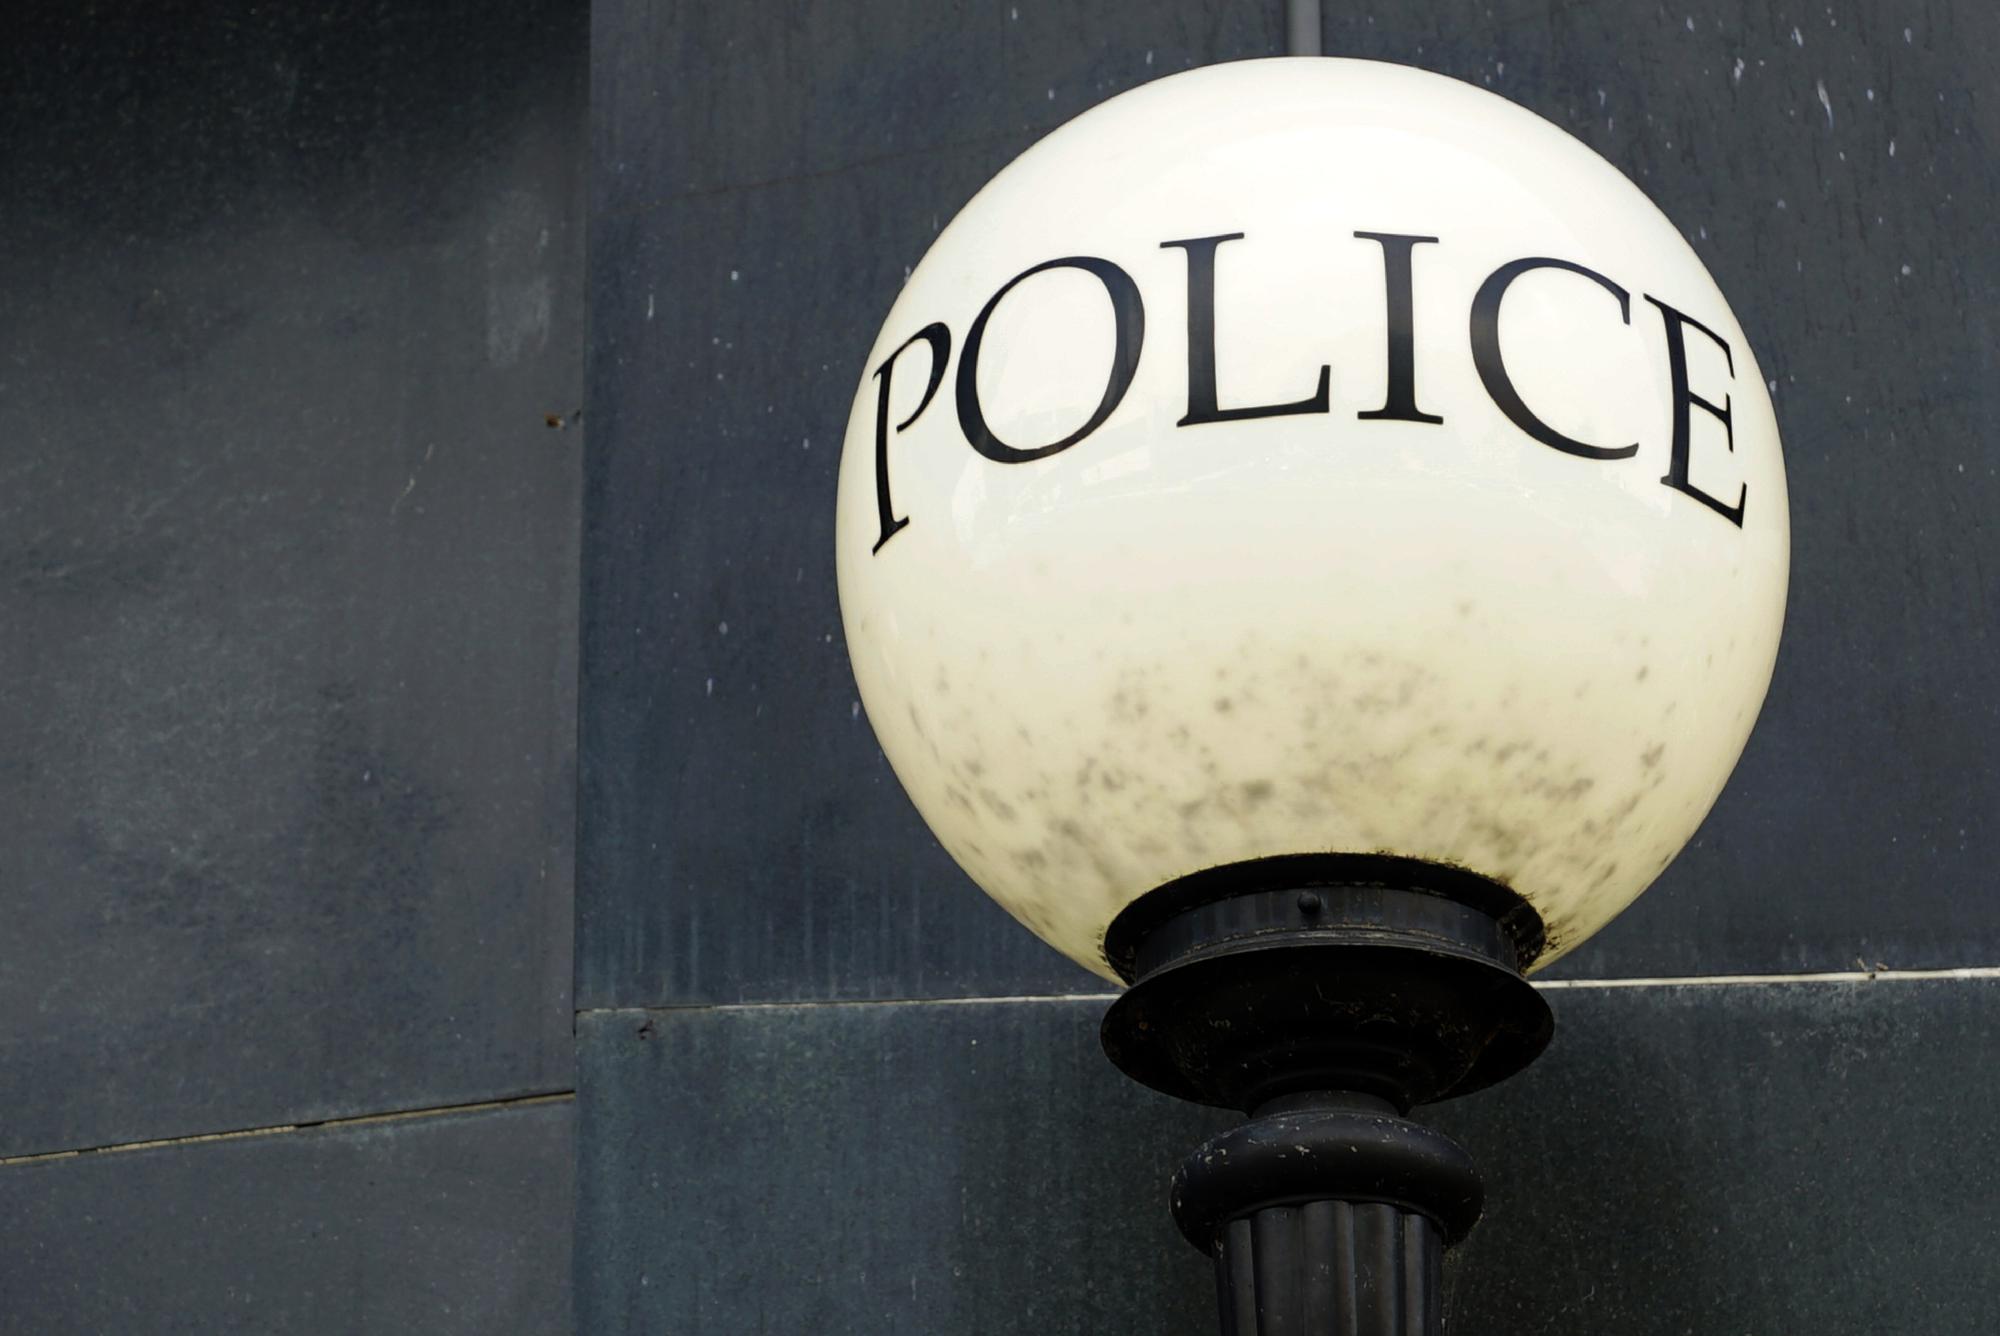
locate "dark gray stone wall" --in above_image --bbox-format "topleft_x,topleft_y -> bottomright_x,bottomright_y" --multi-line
579,2 -> 2000,1334
581,1 -> 1285,1008
1,2 -> 584,1328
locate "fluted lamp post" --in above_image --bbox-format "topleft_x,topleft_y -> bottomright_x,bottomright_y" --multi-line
835,58 -> 1788,1334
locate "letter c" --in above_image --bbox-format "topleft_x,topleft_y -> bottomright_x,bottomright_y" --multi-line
1470,257 -> 1638,461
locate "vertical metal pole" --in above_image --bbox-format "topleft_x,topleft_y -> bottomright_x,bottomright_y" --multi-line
1286,0 -> 1322,56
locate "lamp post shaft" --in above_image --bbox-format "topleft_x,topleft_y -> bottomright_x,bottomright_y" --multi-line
1176,1095 -> 1473,1336
1286,0 -> 1323,57
1215,1198 -> 1442,1335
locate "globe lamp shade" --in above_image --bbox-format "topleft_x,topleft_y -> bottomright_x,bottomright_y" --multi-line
836,57 -> 1787,982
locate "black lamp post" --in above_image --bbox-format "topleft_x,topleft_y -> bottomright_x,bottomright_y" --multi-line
1101,855 -> 1550,1329
835,58 -> 1788,1335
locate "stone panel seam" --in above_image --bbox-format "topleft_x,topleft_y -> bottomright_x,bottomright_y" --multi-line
0,1091 -> 575,1169
574,964 -> 2000,1020
577,992 -> 1122,1019
1534,965 -> 2000,988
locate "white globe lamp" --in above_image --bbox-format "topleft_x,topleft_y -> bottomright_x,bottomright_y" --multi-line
836,57 -> 1787,1335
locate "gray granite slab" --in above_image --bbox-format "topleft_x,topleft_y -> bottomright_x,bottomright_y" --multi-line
580,0 -> 1284,1009
581,0 -> 2000,1008
578,976 -> 2000,1334
0,1099 -> 572,1335
0,0 -> 585,1155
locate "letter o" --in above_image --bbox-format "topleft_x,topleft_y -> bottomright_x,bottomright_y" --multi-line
954,255 -> 1146,463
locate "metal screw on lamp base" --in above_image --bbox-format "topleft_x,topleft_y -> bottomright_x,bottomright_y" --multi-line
1099,855 -> 1555,1336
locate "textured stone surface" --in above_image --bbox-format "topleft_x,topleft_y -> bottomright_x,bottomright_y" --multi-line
1439,977 -> 2000,1332
0,1100 -> 572,1334
0,0 -> 585,1155
578,978 -> 2000,1335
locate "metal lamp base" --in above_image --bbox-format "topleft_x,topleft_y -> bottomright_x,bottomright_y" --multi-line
1099,855 -> 1554,1336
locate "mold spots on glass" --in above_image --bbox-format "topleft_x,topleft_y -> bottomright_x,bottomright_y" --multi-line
978,788 -> 1019,822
